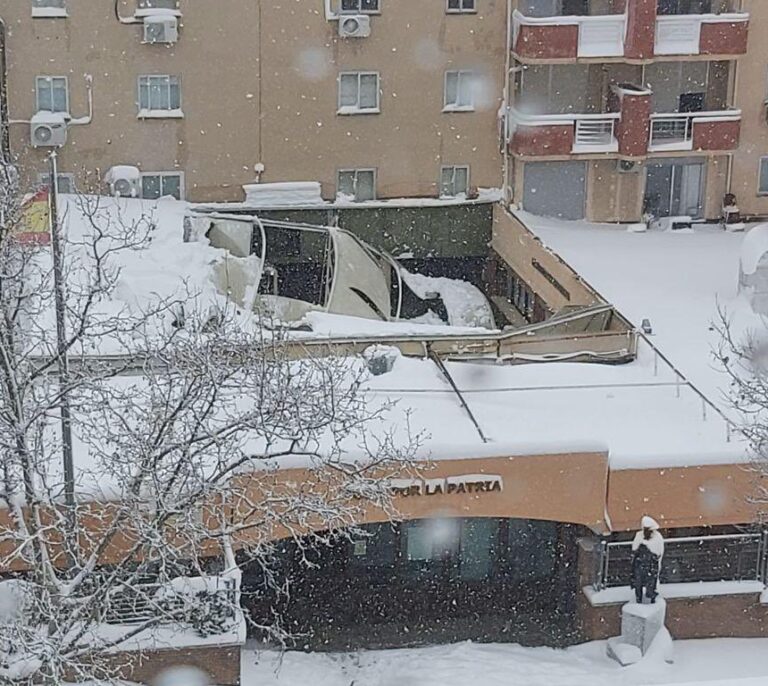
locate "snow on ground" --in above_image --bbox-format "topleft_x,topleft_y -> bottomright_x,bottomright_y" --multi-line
519,210 -> 764,420
242,638 -> 768,686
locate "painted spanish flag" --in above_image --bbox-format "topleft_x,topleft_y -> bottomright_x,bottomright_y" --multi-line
15,188 -> 51,246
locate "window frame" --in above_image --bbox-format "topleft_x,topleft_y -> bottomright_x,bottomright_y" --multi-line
139,171 -> 185,200
32,0 -> 67,17
37,172 -> 76,194
137,75 -> 183,117
35,75 -> 69,115
339,0 -> 380,14
337,168 -> 377,202
758,157 -> 768,196
446,0 -> 476,13
137,0 -> 178,9
443,70 -> 475,112
440,165 -> 470,197
337,71 -> 380,115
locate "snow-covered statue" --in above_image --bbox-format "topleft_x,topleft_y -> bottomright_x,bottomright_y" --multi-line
630,516 -> 664,604
739,224 -> 768,315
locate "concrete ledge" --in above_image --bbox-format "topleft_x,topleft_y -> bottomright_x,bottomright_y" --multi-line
584,581 -> 765,607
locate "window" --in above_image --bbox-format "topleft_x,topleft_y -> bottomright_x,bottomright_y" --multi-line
447,0 -> 476,12
657,0 -> 712,15
337,169 -> 376,202
36,76 -> 68,114
340,0 -> 379,13
138,75 -> 181,115
32,0 -> 66,12
37,172 -> 76,194
759,158 -> 768,195
140,172 -> 183,200
440,166 -> 470,197
338,72 -> 380,114
137,0 -> 177,9
444,70 -> 475,111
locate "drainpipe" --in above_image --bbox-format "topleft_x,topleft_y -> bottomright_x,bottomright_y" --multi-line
501,0 -> 512,206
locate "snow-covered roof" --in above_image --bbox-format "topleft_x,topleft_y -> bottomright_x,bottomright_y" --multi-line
518,210 -> 761,422
195,187 -> 503,212
50,197 -> 746,487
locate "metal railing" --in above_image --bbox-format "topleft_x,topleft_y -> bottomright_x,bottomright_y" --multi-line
104,577 -> 238,625
575,117 -> 616,147
649,114 -> 692,148
591,531 -> 768,592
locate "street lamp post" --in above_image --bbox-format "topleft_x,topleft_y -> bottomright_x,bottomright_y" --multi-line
48,151 -> 76,524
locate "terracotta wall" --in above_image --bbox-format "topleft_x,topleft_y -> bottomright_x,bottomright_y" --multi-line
510,125 -> 574,157
616,93 -> 651,158
580,593 -> 768,642
93,644 -> 241,686
624,0 -> 657,60
692,119 -> 741,151
700,20 -> 750,57
514,25 -> 578,60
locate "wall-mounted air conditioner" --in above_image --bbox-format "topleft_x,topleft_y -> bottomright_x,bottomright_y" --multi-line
105,165 -> 141,197
30,112 -> 68,148
143,14 -> 179,44
339,15 -> 370,38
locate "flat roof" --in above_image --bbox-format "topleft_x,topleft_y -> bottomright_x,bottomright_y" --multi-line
518,210 -> 758,421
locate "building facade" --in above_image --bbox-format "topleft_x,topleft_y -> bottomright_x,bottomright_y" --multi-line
4,0 -> 768,222
1,0 -> 505,203
506,0 -> 749,222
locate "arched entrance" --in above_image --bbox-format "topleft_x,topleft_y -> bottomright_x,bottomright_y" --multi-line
241,517 -> 583,649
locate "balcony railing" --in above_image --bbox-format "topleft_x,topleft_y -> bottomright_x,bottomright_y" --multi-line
649,114 -> 693,149
589,531 -> 768,592
509,109 -> 620,155
575,117 -> 617,149
104,577 -> 238,625
655,12 -> 749,56
512,10 -> 625,60
649,109 -> 741,152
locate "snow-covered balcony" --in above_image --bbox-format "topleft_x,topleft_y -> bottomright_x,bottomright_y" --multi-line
512,10 -> 625,60
509,109 -> 619,157
648,109 -> 741,153
654,12 -> 749,56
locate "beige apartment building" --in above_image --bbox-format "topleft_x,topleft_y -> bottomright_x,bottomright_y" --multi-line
1,0 -> 768,222
0,0 -> 506,203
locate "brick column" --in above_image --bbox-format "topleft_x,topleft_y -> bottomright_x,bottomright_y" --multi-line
612,85 -> 652,158
624,0 -> 657,60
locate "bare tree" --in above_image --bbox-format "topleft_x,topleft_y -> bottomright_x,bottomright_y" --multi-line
713,307 -> 768,512
0,163 -> 418,685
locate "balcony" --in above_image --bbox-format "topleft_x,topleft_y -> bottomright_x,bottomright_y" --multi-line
648,110 -> 741,152
509,110 -> 620,156
511,2 -> 748,61
512,10 -> 625,60
508,107 -> 740,157
655,12 -> 749,56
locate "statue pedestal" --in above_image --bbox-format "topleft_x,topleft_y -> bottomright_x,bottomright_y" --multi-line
607,598 -> 668,666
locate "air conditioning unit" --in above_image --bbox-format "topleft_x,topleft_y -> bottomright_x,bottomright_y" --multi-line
30,112 -> 68,148
617,159 -> 640,174
338,14 -> 370,38
105,165 -> 141,197
143,14 -> 179,44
